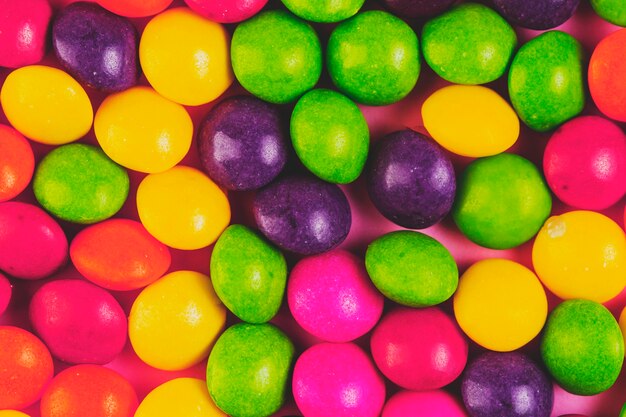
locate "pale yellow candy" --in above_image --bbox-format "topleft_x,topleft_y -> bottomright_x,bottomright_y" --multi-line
135,378 -> 226,417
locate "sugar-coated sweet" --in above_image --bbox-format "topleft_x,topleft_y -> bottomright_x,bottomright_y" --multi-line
370,307 -> 468,391
367,130 -> 455,229
198,96 -> 288,191
0,202 -> 68,280
382,390 -> 468,417
620,307 -> 626,357
532,211 -> 626,303
541,299 -> 624,395
0,0 -> 51,68
30,279 -> 127,364
184,0 -> 268,23
327,11 -> 420,106
129,271 -> 226,371
281,0 -> 365,22
0,273 -> 10,316
492,0 -> 580,29
207,323 -> 294,417
136,378 -> 225,417
291,89 -> 369,184
591,0 -> 626,25
293,343 -> 385,417
0,411 -> 30,417
0,124 -> 34,202
96,0 -> 173,17
382,0 -> 457,18
253,176 -> 351,255
211,224 -> 287,323
589,29 -> 626,122
288,250 -> 384,342
70,219 -> 171,291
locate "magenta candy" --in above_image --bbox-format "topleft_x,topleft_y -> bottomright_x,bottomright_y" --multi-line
183,0 -> 269,23
383,390 -> 468,417
0,273 -> 11,316
0,0 -> 51,68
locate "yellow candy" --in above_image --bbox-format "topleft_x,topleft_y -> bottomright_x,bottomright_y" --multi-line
421,85 -> 519,157
135,378 -> 226,417
453,259 -> 547,352
0,411 -> 31,417
129,271 -> 227,371
533,210 -> 626,303
136,166 -> 230,250
140,8 -> 233,106
94,86 -> 193,173
0,65 -> 93,145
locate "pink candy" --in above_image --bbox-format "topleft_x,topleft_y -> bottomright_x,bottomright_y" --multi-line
0,0 -> 52,68
382,390 -> 468,417
183,0 -> 269,23
0,273 -> 11,316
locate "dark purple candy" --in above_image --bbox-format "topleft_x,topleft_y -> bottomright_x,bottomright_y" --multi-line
382,0 -> 457,18
366,130 -> 456,229
491,0 -> 580,30
52,2 -> 138,92
462,352 -> 553,417
253,176 -> 351,255
198,96 -> 288,191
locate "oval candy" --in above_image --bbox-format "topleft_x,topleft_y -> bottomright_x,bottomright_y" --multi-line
589,29 -> 626,122
0,0 -> 51,68
0,124 -> 34,202
135,378 -> 225,417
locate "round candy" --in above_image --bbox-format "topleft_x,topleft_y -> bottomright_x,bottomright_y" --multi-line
382,390 -> 467,417
381,0 -> 457,18
0,65 -> 93,145
0,412 -> 30,417
492,0 -> 580,29
281,0 -> 365,22
184,0 -> 268,23
366,130 -> 456,229
543,116 -> 626,210
135,378 -> 225,417
327,11 -> 420,106
532,210 -> 626,303
453,153 -> 552,249
370,307 -> 468,391
591,0 -> 626,25
422,85 -> 520,157
620,307 -> 626,357
198,96 -> 288,191
33,144 -> 129,224
253,176 -> 351,255
231,10 -> 322,104
129,271 -> 226,371
293,343 -> 385,417
0,0 -> 51,68
541,299 -> 624,395
40,365 -> 138,417
136,166 -> 230,250
422,3 -> 517,85
288,250 -> 384,342
589,29 -> 626,122
70,219 -> 171,291
96,0 -> 173,17
365,230 -> 458,307
0,273 -> 10,316
0,124 -> 34,202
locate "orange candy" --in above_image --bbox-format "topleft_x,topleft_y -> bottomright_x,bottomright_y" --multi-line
97,0 -> 173,17
0,124 -> 34,202
589,29 -> 626,122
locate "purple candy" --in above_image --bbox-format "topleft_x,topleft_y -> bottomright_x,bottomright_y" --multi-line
366,130 -> 456,229
491,0 -> 580,30
462,352 -> 553,417
382,0 -> 457,18
253,176 -> 351,255
52,2 -> 138,92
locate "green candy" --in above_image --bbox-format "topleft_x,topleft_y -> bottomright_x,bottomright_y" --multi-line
509,31 -> 585,132
281,0 -> 365,22
365,230 -> 458,307
33,143 -> 129,224
422,3 -> 517,85
591,0 -> 626,26
291,89 -> 369,184
541,299 -> 624,396
327,10 -> 420,106
210,225 -> 287,323
621,402 -> 626,417
231,10 -> 322,104
453,153 -> 552,250
207,323 -> 294,417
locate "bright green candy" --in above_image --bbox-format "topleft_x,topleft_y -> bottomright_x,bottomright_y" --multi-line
327,10 -> 420,106
210,224 -> 287,323
206,323 -> 294,417
591,0 -> 626,26
509,31 -> 584,132
291,89 -> 369,184
621,402 -> 626,417
365,230 -> 458,307
453,153 -> 551,249
541,299 -> 624,396
281,0 -> 365,22
422,3 -> 517,85
231,10 -> 322,104
33,143 -> 129,224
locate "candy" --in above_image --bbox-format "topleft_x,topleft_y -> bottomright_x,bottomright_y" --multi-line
184,0 -> 268,23
210,224 -> 287,323
70,219 -> 171,291
291,89 -> 369,184
293,343 -> 385,417
365,230 -> 458,307
129,271 -> 226,371
281,0 -> 365,22
453,153 -> 552,249
492,0 -> 580,29
620,307 -> 626,357
0,273 -> 10,316
288,250 -> 384,342
33,144 -> 129,224
532,211 -> 626,303
370,307 -> 468,391
96,0 -> 173,17
135,378 -> 225,417
544,116 -> 626,210
327,11 -> 420,106
367,130 -> 455,229
381,0 -> 457,18
0,65 -> 93,145
207,323 -> 294,417
541,299 -> 624,395
454,259 -> 548,352
422,85 -> 520,157
198,96 -> 288,191
136,166 -> 230,250
0,124 -> 34,202
231,10 -> 322,104
382,390 -> 468,417
0,0 -> 51,68
591,0 -> 626,26
0,412 -> 30,417
589,29 -> 626,122
422,3 -> 517,84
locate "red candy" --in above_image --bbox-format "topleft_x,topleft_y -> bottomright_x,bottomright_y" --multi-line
589,29 -> 626,122
97,0 -> 173,17
0,125 -> 34,202
0,0 -> 51,68
183,0 -> 269,23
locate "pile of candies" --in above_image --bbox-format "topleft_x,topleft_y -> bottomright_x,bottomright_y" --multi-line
2,0 -> 626,416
